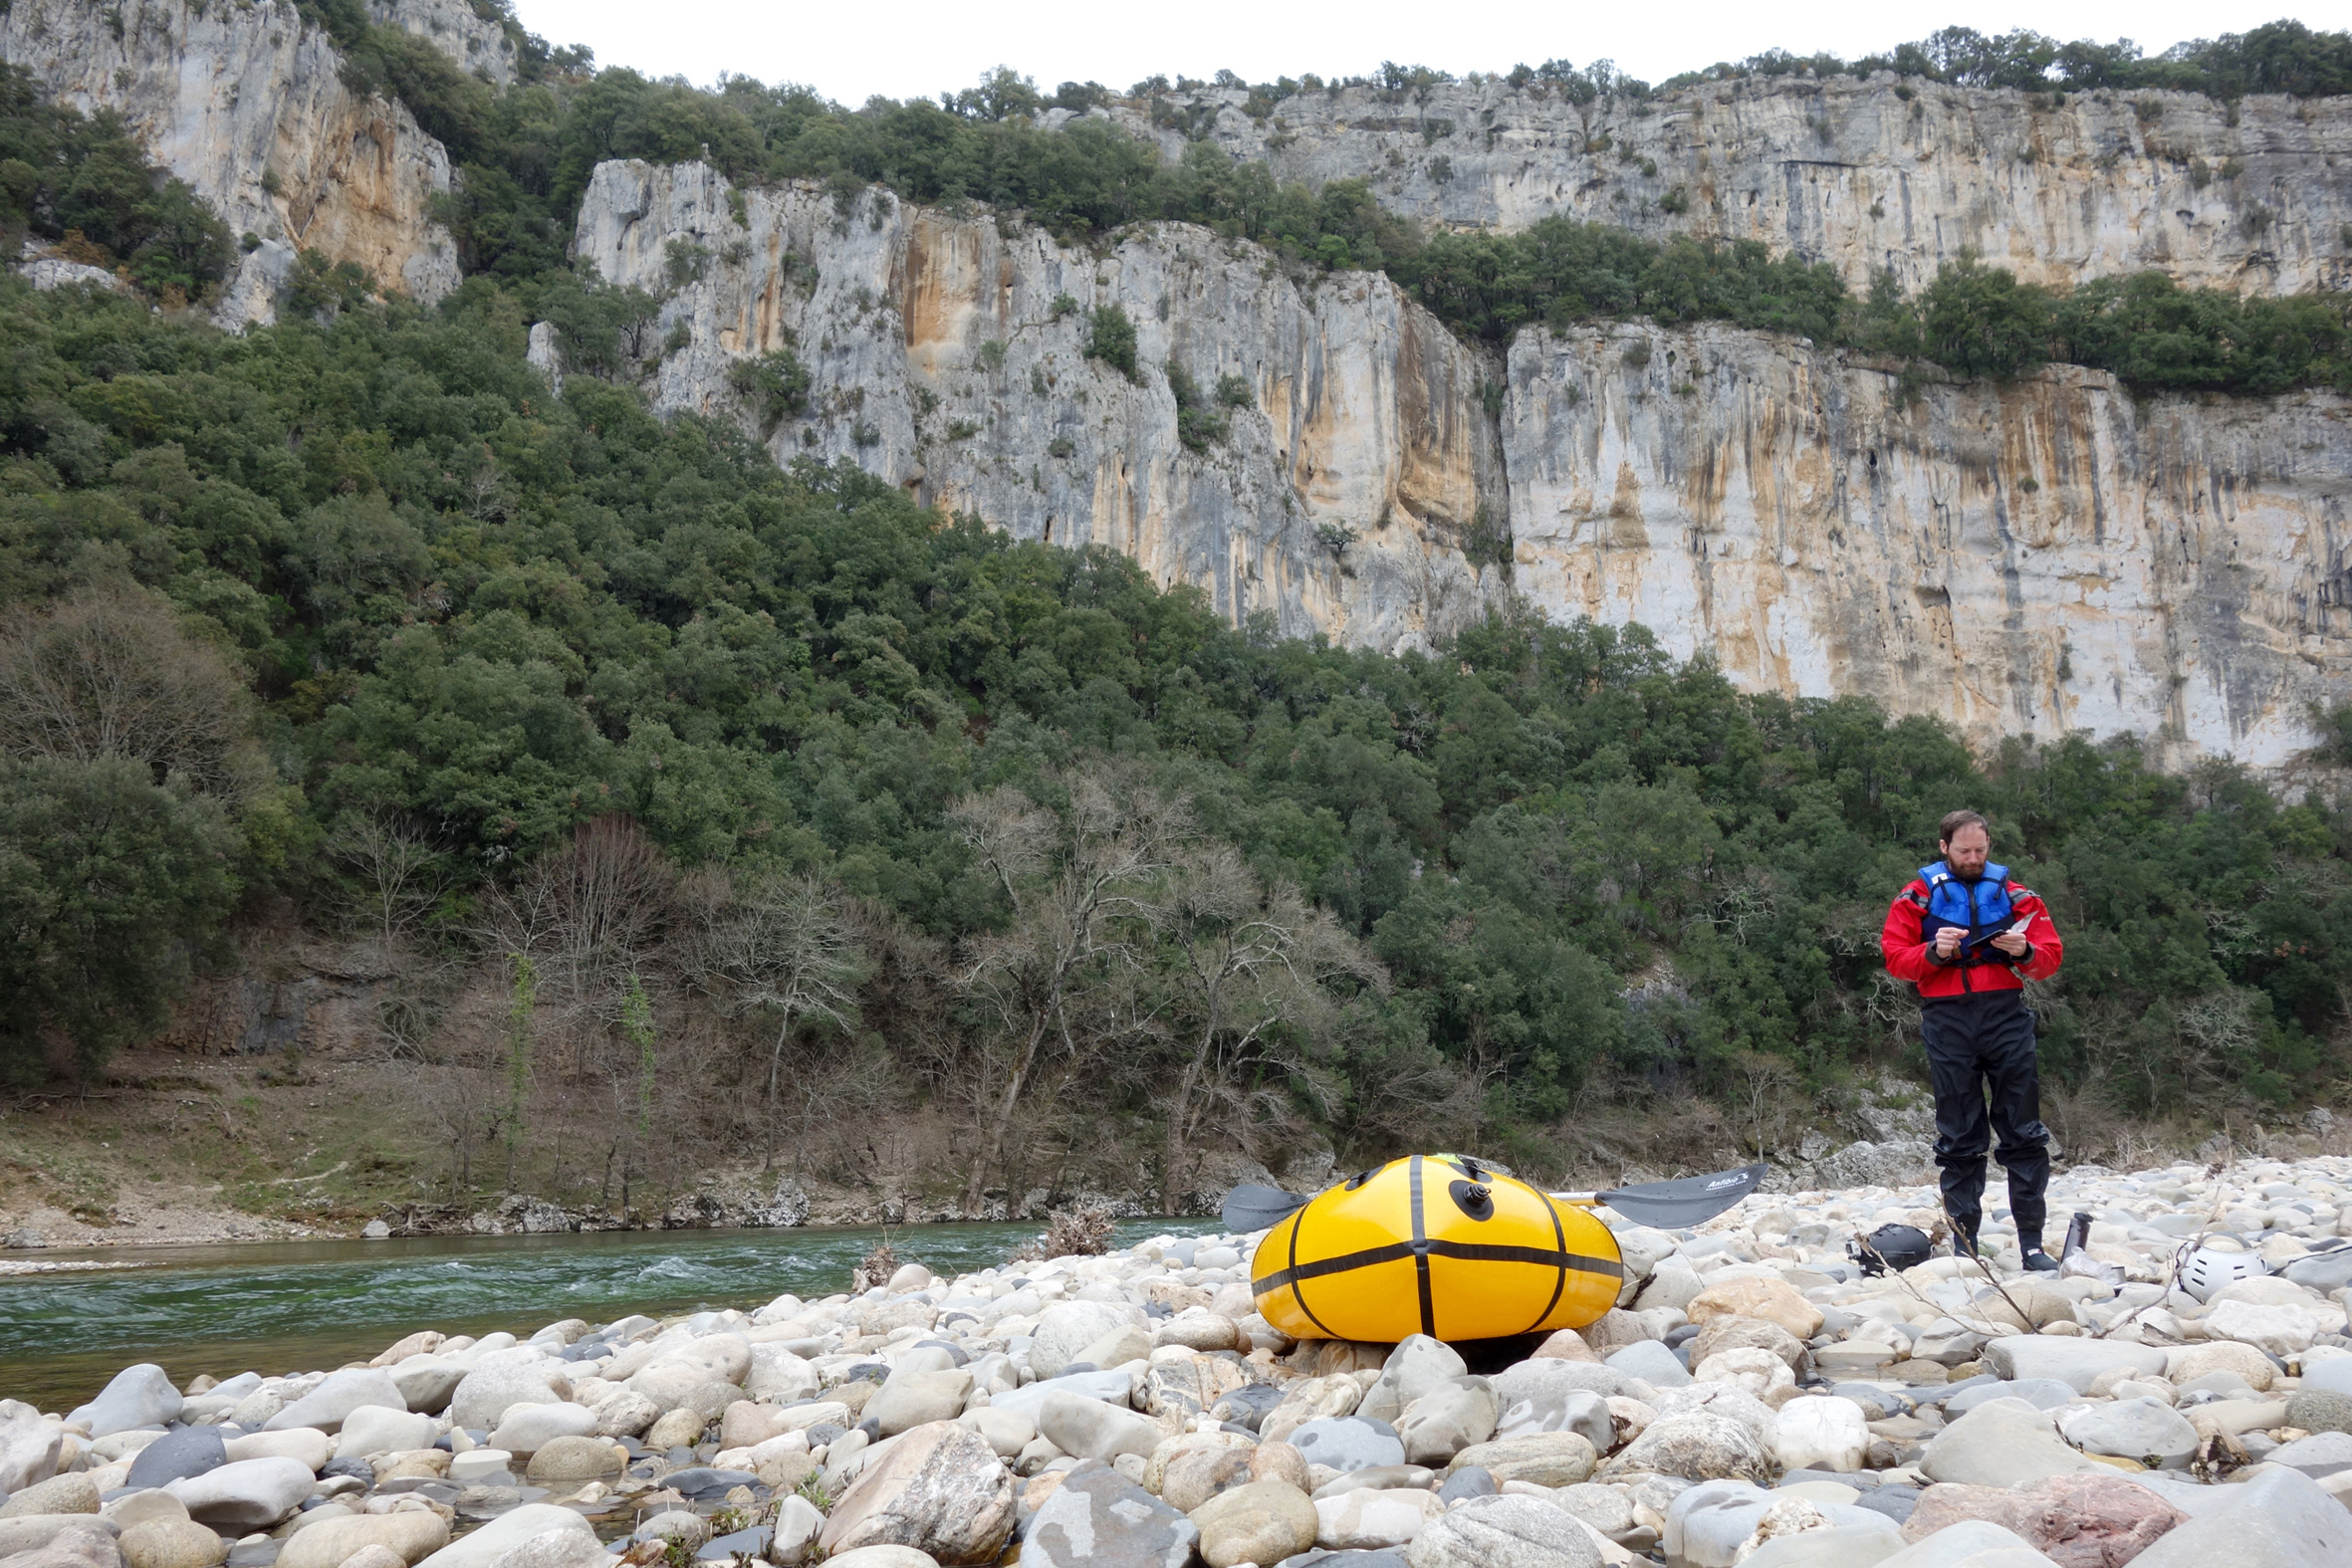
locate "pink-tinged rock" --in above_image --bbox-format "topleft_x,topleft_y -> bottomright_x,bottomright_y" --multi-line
1902,1473 -> 2187,1568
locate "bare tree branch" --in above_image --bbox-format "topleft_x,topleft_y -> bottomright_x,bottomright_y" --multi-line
0,580 -> 267,800
696,869 -> 870,1172
944,758 -> 1193,1214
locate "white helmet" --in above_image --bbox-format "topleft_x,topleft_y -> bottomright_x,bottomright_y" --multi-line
2181,1243 -> 2268,1302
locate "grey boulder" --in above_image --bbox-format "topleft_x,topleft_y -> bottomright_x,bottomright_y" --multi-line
1493,1385 -> 1613,1452
449,1354 -> 570,1431
2302,1359 -> 2352,1398
337,1407 -> 439,1457
68,1367 -> 181,1440
821,1552 -> 940,1568
1402,1494 -> 1600,1568
485,1404 -> 597,1457
414,1505 -> 598,1568
1291,1419 -> 1407,1474
1036,1393 -> 1163,1462
2282,1252 -> 2352,1294
1978,1338 -> 2166,1395
266,1368 -> 408,1433
990,1371 -> 1134,1420
1356,1338 -> 1469,1427
1739,1519 -> 1909,1568
1396,1381 -> 1498,1467
0,1520 -> 124,1560
2265,1431 -> 2352,1480
863,1374 -> 974,1439
1663,1480 -> 1900,1568
1943,1381 -> 2079,1417
1028,1304 -> 1135,1382
1490,1360 -> 1651,1408
1919,1400 -> 2106,1489
481,1528 -> 609,1568
2062,1400 -> 2199,1468
817,1421 -> 1014,1566
747,1346 -> 821,1405
165,1456 -> 316,1528
1604,1341 -> 1693,1390
0,1519 -> 123,1568
124,1429 -> 225,1491
1021,1462 -> 1198,1568
1873,1519 -> 2063,1566
2124,1465 -> 2352,1568
0,1400 -> 66,1492
388,1357 -> 468,1416
1605,1414 -> 1767,1483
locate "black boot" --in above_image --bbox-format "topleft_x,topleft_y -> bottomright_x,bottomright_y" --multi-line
2021,1238 -> 2059,1271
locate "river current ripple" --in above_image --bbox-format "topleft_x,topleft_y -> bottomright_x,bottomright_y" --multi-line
0,1219 -> 1223,1413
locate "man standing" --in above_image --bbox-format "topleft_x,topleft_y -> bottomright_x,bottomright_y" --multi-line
1880,809 -> 2066,1271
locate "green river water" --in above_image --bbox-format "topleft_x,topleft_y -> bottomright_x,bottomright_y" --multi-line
0,1220 -> 1225,1414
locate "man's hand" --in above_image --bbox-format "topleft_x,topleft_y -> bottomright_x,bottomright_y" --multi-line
1990,929 -> 2030,958
1933,927 -> 1965,960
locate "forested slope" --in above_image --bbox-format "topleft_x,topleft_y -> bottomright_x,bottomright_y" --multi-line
3,12 -> 2352,1215
1,276 -> 2346,1209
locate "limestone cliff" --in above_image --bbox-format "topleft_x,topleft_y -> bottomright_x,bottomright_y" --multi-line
366,0 -> 517,89
7,0 -> 2341,765
577,161 -> 2351,767
1110,76 -> 2352,295
1505,323 -> 2350,769
0,0 -> 462,322
575,161 -> 1505,654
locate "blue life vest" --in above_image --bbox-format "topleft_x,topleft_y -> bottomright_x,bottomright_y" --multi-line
1918,860 -> 2014,952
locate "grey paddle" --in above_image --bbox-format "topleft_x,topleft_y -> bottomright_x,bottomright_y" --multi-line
1219,1162 -> 1768,1233
1221,1183 -> 1316,1232
1548,1162 -> 1770,1228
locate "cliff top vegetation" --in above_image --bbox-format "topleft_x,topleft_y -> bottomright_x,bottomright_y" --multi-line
247,7 -> 2352,399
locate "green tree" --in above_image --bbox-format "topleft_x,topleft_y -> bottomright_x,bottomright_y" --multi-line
0,756 -> 241,1079
729,348 -> 813,432
1913,257 -> 2052,378
0,67 -> 232,294
1084,304 -> 1140,382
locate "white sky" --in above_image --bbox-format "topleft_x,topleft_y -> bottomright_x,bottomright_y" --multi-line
507,0 -> 2352,107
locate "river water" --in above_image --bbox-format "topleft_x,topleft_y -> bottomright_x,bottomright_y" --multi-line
0,1219 -> 1225,1415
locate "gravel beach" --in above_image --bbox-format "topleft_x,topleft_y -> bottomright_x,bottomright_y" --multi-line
9,1155 -> 2352,1568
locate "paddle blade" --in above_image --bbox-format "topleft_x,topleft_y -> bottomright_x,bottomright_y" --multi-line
1222,1183 -> 1311,1232
1595,1163 -> 1768,1228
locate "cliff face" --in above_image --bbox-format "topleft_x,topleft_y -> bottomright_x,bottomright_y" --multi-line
365,0 -> 517,89
1504,323 -> 2351,768
0,0 -> 461,322
7,0 -> 2340,767
1111,76 -> 2352,295
575,162 -> 1505,653
578,161 -> 2352,767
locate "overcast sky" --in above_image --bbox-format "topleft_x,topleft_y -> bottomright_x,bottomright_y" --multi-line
506,0 -> 2351,107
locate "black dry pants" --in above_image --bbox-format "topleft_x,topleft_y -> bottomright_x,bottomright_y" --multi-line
1921,989 -> 2050,1251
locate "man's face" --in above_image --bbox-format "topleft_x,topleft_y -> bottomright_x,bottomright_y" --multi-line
1942,824 -> 1991,879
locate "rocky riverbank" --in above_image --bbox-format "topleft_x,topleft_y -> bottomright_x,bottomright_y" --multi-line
9,1156 -> 2352,1568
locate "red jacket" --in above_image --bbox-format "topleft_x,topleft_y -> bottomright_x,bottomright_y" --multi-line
1880,871 -> 2063,1002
